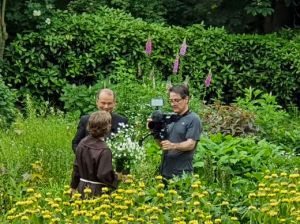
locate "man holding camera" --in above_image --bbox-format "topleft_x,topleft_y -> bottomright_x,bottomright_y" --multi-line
158,84 -> 202,180
72,88 -> 128,153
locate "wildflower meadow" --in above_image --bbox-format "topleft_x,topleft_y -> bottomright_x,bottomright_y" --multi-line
1,2 -> 300,224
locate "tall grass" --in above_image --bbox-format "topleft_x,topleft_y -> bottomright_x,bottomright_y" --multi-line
0,114 -> 75,187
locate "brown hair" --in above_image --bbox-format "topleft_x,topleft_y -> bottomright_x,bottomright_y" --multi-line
87,111 -> 111,138
169,84 -> 189,99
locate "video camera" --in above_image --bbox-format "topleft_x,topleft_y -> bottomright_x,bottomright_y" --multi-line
148,98 -> 178,140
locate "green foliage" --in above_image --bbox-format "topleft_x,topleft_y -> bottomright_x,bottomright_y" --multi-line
67,0 -> 106,13
195,134 -> 295,186
68,0 -> 166,23
200,102 -> 258,136
0,78 -> 17,128
245,0 -> 274,16
5,0 -> 57,35
236,88 -> 300,151
1,7 -> 300,109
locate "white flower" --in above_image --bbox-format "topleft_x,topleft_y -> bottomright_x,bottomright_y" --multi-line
33,10 -> 41,17
46,4 -> 53,9
45,18 -> 51,25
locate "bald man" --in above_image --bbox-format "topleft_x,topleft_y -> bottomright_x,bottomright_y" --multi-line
72,88 -> 128,153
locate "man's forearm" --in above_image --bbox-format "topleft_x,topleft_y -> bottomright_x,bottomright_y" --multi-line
161,139 -> 196,151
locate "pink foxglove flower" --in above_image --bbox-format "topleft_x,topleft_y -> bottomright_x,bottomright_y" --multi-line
179,38 -> 188,56
145,38 -> 152,56
172,55 -> 180,74
205,70 -> 212,87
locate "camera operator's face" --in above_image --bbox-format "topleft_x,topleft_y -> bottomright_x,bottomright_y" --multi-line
96,92 -> 116,113
169,92 -> 189,115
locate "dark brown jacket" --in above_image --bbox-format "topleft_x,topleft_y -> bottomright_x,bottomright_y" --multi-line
71,135 -> 118,197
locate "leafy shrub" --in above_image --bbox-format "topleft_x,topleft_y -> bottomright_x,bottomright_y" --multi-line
1,7 -> 300,108
236,88 -> 300,152
200,102 -> 258,136
0,79 -> 17,128
195,134 -> 289,185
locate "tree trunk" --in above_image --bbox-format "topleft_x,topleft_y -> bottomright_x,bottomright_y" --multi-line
0,0 -> 8,60
263,0 -> 293,33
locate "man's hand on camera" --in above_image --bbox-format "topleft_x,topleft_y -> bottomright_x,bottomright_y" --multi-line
160,140 -> 176,150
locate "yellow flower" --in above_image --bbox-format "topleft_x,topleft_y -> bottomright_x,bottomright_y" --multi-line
288,183 -> 296,188
168,189 -> 177,195
270,183 -> 279,188
73,193 -> 82,199
217,192 -> 222,197
177,209 -> 184,213
155,175 -> 163,180
43,214 -> 51,219
102,187 -> 109,192
260,207 -> 269,213
117,188 -> 125,193
125,179 -> 133,183
21,216 -> 29,221
7,215 -> 15,220
84,188 -> 92,194
189,220 -> 198,224
270,202 -> 279,207
193,174 -> 200,178
51,217 -> 60,223
193,201 -> 200,206
248,206 -> 256,210
157,193 -> 164,198
221,201 -> 229,206
54,197 -> 62,202
139,182 -> 145,188
51,203 -> 59,208
176,200 -> 184,205
138,191 -> 145,197
214,218 -> 222,223
231,208 -> 239,213
248,193 -> 256,198
289,173 -> 299,178
271,173 -> 278,178
280,172 -> 287,177
191,184 -> 199,188
230,217 -> 238,221
268,210 -> 278,216
157,183 -> 165,189
26,188 -> 34,193
150,215 -> 158,220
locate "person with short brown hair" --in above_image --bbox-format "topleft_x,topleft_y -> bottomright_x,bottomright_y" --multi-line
70,111 -> 118,198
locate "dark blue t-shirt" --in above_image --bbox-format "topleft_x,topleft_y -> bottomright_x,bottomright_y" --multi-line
160,111 -> 202,179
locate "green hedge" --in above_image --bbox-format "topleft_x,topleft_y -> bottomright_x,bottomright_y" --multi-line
1,7 -> 299,108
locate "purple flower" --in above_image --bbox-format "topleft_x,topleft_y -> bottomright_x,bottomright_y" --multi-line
145,38 -> 152,56
172,55 -> 180,74
205,70 -> 212,87
179,38 -> 188,56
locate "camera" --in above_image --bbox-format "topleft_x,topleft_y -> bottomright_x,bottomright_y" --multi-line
148,98 -> 178,140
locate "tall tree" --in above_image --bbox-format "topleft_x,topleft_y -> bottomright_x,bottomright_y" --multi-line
0,0 -> 8,60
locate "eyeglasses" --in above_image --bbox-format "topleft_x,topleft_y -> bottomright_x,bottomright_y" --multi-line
169,98 -> 184,104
